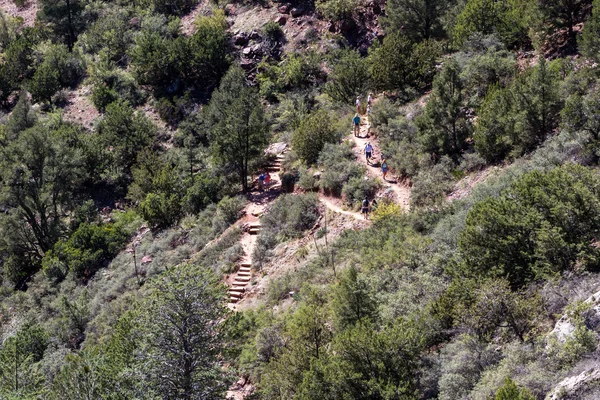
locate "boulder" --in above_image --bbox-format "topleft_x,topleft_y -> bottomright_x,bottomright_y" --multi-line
242,47 -> 253,56
233,33 -> 249,46
278,5 -> 289,13
249,30 -> 261,40
549,290 -> 600,343
290,7 -> 304,17
276,15 -> 287,25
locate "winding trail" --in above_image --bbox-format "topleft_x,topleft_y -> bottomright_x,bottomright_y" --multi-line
319,196 -> 365,221
348,116 -> 411,209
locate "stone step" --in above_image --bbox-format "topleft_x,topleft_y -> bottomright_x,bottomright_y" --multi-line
248,223 -> 261,228
229,297 -> 239,303
235,277 -> 251,284
238,271 -> 251,277
249,228 -> 260,235
232,286 -> 247,290
239,268 -> 251,273
229,292 -> 242,298
240,261 -> 252,267
266,166 -> 280,172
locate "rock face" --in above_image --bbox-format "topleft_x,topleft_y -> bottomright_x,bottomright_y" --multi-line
290,7 -> 304,17
546,368 -> 600,400
233,33 -> 249,46
549,290 -> 600,343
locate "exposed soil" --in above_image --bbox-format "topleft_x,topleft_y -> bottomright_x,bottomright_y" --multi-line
0,0 -> 37,27
60,86 -> 101,130
348,117 -> 411,209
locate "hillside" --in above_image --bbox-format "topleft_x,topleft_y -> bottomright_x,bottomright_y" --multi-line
1,0 -> 600,398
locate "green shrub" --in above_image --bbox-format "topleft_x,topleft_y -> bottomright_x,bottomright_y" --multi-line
341,176 -> 379,207
316,0 -> 360,20
263,21 -> 283,41
140,192 -> 182,229
458,164 -> 600,288
217,196 -> 247,225
42,223 -> 128,282
318,142 -> 365,195
325,49 -> 370,104
494,378 -> 535,400
89,66 -> 146,112
293,109 -> 341,165
410,157 -> 454,208
580,0 -> 600,62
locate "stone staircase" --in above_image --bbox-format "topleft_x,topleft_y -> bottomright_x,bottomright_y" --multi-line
228,222 -> 261,304
265,153 -> 284,173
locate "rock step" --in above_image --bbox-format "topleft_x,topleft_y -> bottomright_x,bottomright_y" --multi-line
248,223 -> 261,228
235,275 -> 251,281
229,292 -> 243,298
235,279 -> 251,285
249,229 -> 260,235
240,262 -> 252,267
229,297 -> 239,303
238,271 -> 251,277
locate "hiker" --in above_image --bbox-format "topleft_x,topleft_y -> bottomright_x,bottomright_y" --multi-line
265,172 -> 272,189
355,96 -> 361,113
366,105 -> 371,121
371,198 -> 378,211
367,92 -> 373,106
353,113 -> 361,137
364,142 -> 373,164
362,197 -> 370,219
258,173 -> 265,191
381,158 -> 388,181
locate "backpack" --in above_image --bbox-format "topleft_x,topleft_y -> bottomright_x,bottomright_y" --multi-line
362,199 -> 369,207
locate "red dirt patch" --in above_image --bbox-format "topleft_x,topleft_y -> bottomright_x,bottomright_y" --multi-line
0,0 -> 37,27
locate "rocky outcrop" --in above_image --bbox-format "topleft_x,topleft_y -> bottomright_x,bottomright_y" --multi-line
546,367 -> 600,400
549,290 -> 600,343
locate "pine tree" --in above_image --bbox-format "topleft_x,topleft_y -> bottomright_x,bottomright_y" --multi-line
580,0 -> 600,61
207,65 -> 268,192
385,0 -> 452,41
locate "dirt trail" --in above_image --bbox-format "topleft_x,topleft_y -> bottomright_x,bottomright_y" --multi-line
348,116 -> 411,209
319,196 -> 365,222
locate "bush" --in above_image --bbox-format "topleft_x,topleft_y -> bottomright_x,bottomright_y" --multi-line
42,223 -> 128,282
318,142 -> 365,195
410,157 -> 454,208
263,21 -> 283,41
90,66 -> 145,112
325,49 -> 370,104
253,194 -> 320,266
458,164 -> 600,288
316,0 -> 360,20
580,0 -> 600,62
217,196 -> 247,225
140,192 -> 182,229
292,109 -> 341,165
341,177 -> 380,207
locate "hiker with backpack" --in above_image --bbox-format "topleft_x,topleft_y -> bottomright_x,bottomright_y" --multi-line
258,173 -> 265,191
356,96 -> 361,113
362,197 -> 370,219
353,113 -> 361,137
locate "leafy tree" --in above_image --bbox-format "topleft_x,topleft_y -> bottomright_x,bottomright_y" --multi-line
37,0 -> 85,51
580,0 -> 600,61
0,33 -> 36,104
0,125 -> 84,288
369,33 -> 416,92
539,0 -> 590,48
81,10 -> 133,64
96,100 -> 157,180
316,0 -> 359,21
416,58 -> 472,160
0,323 -> 48,398
42,222 -> 127,282
292,109 -> 340,165
473,85 -> 514,163
385,0 -> 452,41
561,85 -> 600,162
5,91 -> 36,139
129,30 -> 178,88
325,49 -> 370,104
452,0 -> 529,47
332,266 -> 378,329
152,0 -> 200,15
511,56 -> 562,153
494,378 -> 535,400
29,61 -> 60,104
207,65 -> 268,192
139,263 -> 231,399
458,164 -> 600,287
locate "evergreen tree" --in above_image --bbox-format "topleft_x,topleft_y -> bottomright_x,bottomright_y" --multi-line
325,49 -> 370,104
385,0 -> 452,41
369,33 -> 415,91
139,264 -> 230,399
332,266 -> 378,329
37,0 -> 85,51
292,109 -> 339,165
494,378 -> 535,400
416,58 -> 472,160
539,0 -> 589,48
29,61 -> 60,104
6,91 -> 36,139
580,0 -> 600,61
207,65 -> 268,192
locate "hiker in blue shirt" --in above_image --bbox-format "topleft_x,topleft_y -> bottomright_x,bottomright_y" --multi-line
353,113 -> 361,137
